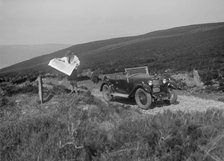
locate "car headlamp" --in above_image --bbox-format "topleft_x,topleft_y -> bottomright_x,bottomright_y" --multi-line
148,80 -> 153,86
163,79 -> 167,84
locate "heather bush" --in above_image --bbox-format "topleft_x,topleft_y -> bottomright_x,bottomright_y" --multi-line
1,92 -> 224,161
0,115 -> 67,161
1,84 -> 38,97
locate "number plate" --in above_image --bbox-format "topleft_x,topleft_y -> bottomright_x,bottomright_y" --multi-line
153,87 -> 160,93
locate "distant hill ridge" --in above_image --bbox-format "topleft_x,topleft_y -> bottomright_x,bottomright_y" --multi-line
0,44 -> 71,69
1,22 -> 224,76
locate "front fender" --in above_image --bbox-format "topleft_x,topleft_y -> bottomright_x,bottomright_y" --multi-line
167,82 -> 177,89
142,83 -> 152,93
129,83 -> 151,97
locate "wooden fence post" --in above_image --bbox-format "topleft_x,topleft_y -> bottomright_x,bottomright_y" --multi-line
38,75 -> 43,104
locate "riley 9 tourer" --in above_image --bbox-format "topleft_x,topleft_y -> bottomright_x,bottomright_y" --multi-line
100,66 -> 177,109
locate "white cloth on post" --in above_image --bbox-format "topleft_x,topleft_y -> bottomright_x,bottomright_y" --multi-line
48,55 -> 80,76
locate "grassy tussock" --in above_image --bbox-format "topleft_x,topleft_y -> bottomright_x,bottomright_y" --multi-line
1,90 -> 224,161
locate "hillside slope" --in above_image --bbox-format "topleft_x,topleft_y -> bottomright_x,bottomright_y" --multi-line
0,22 -> 224,76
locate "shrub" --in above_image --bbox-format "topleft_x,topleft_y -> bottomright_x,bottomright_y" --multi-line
0,115 -> 67,161
1,92 -> 224,161
1,84 -> 38,97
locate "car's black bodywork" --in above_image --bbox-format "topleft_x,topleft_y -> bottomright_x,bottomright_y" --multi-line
100,66 -> 177,109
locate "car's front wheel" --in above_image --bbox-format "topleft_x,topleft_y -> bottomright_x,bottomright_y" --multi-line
102,84 -> 113,101
135,88 -> 152,110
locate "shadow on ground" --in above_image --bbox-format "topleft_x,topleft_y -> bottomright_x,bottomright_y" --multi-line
111,97 -> 180,109
150,100 -> 180,108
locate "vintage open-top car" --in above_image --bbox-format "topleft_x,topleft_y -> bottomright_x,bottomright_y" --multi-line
100,66 -> 177,109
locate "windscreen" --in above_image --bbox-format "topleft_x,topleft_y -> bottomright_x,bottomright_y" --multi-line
125,66 -> 148,76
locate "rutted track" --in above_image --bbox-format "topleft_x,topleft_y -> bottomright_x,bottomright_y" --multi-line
91,88 -> 224,115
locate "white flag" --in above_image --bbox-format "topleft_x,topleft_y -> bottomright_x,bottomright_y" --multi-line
48,55 -> 80,76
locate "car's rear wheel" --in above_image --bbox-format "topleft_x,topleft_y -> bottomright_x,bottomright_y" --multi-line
102,84 -> 113,101
167,89 -> 177,104
135,88 -> 152,110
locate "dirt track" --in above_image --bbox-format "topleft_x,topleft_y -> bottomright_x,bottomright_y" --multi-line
48,79 -> 224,115
91,88 -> 224,115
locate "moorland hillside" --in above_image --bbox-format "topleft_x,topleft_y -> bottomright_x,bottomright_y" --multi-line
0,22 -> 224,82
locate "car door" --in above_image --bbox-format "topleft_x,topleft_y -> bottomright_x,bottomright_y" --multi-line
114,75 -> 129,94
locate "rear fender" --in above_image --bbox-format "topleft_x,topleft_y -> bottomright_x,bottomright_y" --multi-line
100,76 -> 111,91
100,83 -> 109,91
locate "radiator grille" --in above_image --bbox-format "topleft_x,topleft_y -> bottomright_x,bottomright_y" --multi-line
153,80 -> 161,86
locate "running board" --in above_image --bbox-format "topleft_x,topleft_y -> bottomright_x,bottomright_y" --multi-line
112,93 -> 129,98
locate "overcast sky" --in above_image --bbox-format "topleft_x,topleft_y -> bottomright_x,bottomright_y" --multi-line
0,0 -> 224,45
